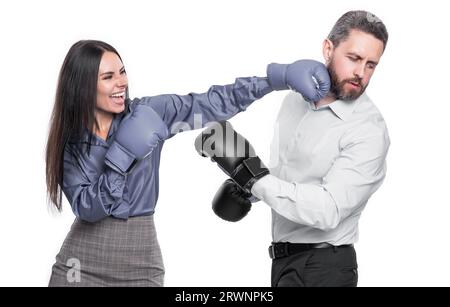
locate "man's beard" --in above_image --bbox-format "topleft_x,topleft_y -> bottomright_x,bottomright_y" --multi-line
328,60 -> 368,101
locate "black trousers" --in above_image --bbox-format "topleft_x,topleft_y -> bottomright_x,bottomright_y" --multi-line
271,245 -> 358,287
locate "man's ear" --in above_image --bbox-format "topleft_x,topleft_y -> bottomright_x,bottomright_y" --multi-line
322,39 -> 334,65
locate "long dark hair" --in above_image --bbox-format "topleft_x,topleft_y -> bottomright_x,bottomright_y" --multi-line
46,40 -> 124,211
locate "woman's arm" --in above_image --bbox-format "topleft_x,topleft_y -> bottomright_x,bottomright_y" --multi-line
136,76 -> 273,137
134,59 -> 330,137
62,145 -> 130,222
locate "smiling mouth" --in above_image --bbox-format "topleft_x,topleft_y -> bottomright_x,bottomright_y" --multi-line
110,91 -> 126,99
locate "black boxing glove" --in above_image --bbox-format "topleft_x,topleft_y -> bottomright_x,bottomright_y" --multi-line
212,179 -> 252,222
195,121 -> 269,193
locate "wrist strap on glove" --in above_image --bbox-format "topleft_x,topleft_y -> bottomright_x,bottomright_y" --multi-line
230,156 -> 269,192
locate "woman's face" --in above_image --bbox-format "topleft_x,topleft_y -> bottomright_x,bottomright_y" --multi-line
96,51 -> 128,114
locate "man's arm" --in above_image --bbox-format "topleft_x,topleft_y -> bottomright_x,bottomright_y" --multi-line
251,124 -> 390,231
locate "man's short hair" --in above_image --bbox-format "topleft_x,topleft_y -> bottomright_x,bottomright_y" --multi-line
328,10 -> 389,51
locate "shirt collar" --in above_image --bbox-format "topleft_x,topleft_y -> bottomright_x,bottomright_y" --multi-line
310,93 -> 367,121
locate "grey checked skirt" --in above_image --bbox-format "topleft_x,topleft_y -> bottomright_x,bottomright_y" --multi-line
49,214 -> 164,287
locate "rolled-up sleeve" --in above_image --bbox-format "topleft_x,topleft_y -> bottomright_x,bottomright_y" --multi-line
136,76 -> 273,136
251,124 -> 390,231
62,146 -> 129,223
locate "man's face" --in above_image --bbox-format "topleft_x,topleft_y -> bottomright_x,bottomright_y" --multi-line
323,29 -> 384,101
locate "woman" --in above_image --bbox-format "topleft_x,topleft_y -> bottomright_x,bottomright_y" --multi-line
45,40 -> 327,286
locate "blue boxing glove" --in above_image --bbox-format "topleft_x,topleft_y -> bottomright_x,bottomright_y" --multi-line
105,103 -> 168,174
267,59 -> 330,102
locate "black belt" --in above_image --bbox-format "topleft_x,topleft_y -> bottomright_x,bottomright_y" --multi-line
268,242 -> 352,259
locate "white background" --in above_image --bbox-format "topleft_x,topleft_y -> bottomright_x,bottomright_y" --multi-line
1,0 -> 449,287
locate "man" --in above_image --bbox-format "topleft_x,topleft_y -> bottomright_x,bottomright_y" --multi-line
196,10 -> 390,287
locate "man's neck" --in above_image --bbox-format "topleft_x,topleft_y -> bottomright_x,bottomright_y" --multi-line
314,94 -> 337,109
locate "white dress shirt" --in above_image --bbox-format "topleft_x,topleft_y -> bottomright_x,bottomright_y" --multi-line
251,91 -> 390,245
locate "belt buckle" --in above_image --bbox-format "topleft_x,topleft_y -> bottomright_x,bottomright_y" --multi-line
268,245 -> 276,259
313,242 -> 331,249
269,243 -> 289,259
